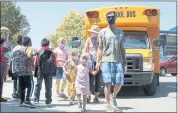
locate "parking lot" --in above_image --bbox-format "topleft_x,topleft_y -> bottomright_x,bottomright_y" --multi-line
1,74 -> 177,112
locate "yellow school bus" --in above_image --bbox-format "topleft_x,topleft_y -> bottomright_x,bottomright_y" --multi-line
85,6 -> 160,96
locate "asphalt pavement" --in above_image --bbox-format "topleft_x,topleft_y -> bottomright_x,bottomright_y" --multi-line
1,74 -> 177,112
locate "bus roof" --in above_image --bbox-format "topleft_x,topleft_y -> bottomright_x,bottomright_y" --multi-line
85,6 -> 160,28
86,6 -> 159,12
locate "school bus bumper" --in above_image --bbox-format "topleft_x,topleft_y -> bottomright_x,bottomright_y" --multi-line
124,72 -> 154,86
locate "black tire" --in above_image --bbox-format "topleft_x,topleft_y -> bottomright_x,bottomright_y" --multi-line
143,75 -> 157,96
160,68 -> 166,76
171,73 -> 177,76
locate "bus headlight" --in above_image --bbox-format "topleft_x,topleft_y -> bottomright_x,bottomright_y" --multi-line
143,58 -> 153,71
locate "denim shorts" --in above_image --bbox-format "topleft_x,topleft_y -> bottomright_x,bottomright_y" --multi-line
101,62 -> 124,85
55,67 -> 66,80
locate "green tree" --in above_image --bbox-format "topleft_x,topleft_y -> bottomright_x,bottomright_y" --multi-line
48,10 -> 85,48
1,1 -> 30,43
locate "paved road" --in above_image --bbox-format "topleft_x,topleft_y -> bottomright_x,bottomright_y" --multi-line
1,75 -> 177,112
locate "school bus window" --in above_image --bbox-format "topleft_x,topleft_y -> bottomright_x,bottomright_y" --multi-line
123,31 -> 150,49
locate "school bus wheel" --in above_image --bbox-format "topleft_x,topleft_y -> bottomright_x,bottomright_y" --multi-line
143,75 -> 157,96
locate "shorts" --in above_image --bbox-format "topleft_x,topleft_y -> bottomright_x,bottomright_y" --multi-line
101,62 -> 124,85
55,67 -> 65,80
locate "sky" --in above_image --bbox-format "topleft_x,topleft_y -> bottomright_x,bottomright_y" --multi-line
16,2 -> 177,48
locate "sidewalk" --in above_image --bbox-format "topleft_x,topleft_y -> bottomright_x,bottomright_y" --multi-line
1,78 -> 109,112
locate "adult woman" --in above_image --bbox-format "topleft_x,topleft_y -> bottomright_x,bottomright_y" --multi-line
83,25 -> 101,103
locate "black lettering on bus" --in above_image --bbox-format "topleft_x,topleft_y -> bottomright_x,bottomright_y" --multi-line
121,12 -> 124,18
133,11 -> 136,17
127,11 -> 129,17
116,11 -> 124,18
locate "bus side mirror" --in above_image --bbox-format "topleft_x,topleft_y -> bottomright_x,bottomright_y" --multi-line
71,37 -> 81,48
153,38 -> 165,47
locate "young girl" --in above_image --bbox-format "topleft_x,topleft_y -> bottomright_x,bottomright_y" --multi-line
75,53 -> 98,112
53,38 -> 68,99
63,48 -> 78,105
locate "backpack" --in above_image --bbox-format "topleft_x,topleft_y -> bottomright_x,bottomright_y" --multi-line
11,47 -> 27,74
38,49 -> 56,75
25,47 -> 35,72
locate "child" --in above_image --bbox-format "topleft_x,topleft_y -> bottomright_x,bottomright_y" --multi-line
75,53 -> 98,112
11,35 -> 23,99
63,48 -> 78,105
34,38 -> 56,106
53,38 -> 68,99
11,36 -> 35,108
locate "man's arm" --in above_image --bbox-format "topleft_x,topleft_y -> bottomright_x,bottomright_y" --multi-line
120,34 -> 126,67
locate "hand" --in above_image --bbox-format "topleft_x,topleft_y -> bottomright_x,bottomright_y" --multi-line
95,63 -> 100,70
91,71 -> 96,76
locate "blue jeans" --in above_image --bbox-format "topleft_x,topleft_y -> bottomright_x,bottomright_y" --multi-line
101,62 -> 124,85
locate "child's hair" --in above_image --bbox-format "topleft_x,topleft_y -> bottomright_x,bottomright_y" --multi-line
22,36 -> 31,46
71,48 -> 78,56
58,38 -> 66,44
41,38 -> 50,47
80,53 -> 89,61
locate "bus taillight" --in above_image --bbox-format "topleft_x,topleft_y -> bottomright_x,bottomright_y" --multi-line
151,9 -> 158,16
86,11 -> 99,18
144,9 -> 157,16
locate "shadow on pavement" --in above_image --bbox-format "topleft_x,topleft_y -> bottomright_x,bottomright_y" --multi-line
99,81 -> 177,99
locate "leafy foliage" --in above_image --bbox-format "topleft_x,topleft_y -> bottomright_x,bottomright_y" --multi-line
1,1 -> 30,44
48,10 -> 85,48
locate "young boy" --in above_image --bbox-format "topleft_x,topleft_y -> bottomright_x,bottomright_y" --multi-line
11,36 -> 35,108
11,35 -> 23,99
53,39 -> 68,99
34,38 -> 56,106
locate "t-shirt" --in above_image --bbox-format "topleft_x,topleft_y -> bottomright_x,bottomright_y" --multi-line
0,46 -> 8,63
88,37 -> 99,62
54,47 -> 68,67
98,27 -> 126,63
25,46 -> 36,58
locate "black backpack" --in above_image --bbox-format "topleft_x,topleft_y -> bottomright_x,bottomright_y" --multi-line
38,49 -> 56,75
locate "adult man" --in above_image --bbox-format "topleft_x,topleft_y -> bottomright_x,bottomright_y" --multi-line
83,25 -> 101,103
96,10 -> 126,112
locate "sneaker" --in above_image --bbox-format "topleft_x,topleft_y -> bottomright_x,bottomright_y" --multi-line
59,93 -> 68,99
69,101 -> 75,105
93,97 -> 100,104
46,103 -> 53,108
0,97 -> 7,102
110,94 -> 118,110
105,105 -> 114,112
24,101 -> 35,108
19,101 -> 24,107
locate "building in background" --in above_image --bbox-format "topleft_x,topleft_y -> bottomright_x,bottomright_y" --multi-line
160,26 -> 177,57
